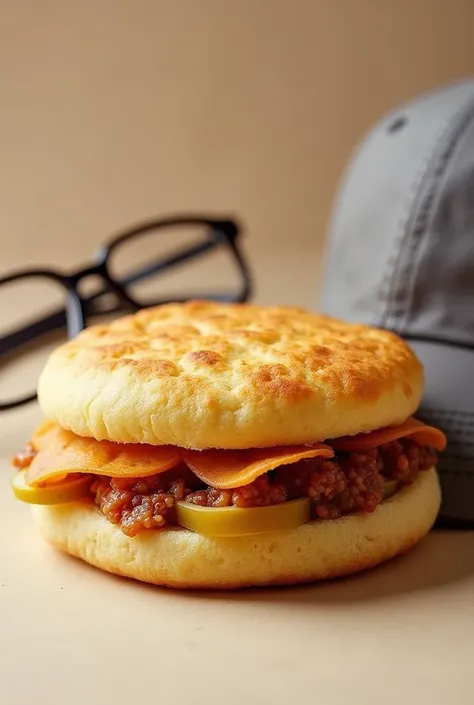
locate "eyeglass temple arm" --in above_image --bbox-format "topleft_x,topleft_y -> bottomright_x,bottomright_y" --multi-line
121,239 -> 216,286
109,235 -> 251,300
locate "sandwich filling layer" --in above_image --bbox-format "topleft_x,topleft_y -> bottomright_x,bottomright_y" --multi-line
13,419 -> 445,538
89,439 -> 437,536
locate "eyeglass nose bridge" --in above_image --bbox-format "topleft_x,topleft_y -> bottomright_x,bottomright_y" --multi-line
67,262 -> 106,285
65,263 -> 140,336
212,219 -> 240,242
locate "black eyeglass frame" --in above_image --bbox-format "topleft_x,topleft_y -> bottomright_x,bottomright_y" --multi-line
0,213 -> 252,411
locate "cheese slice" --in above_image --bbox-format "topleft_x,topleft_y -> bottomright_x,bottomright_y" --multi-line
26,421 -> 182,486
25,423 -> 334,490
182,445 -> 334,489
328,417 -> 447,453
23,416 -> 444,490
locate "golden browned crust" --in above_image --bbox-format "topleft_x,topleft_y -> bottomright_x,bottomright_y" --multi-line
37,301 -> 424,449
30,469 -> 440,589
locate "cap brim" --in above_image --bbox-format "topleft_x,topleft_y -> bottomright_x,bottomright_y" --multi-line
408,339 -> 474,524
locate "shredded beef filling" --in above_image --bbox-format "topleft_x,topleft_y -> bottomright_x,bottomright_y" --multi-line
90,439 -> 438,537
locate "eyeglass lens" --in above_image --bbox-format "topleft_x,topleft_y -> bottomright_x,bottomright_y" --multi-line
108,222 -> 244,304
0,276 -> 69,407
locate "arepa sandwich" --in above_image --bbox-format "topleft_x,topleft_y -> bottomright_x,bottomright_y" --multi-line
11,302 -> 446,588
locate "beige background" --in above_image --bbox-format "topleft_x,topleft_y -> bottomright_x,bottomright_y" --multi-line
1,3 -> 474,704
1,0 -> 474,304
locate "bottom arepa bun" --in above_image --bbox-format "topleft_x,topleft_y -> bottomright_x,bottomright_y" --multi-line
31,469 -> 440,590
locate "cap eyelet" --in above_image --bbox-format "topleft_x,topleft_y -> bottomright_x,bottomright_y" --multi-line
388,116 -> 407,134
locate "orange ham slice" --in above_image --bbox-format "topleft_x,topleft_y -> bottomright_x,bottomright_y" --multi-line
26,421 -> 182,486
328,417 -> 447,453
182,445 -> 334,490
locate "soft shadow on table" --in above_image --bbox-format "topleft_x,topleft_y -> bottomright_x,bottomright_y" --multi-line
41,527 -> 474,606
181,530 -> 474,605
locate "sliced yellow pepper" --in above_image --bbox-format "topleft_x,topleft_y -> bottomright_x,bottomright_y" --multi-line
176,497 -> 311,537
11,471 -> 91,505
383,479 -> 399,500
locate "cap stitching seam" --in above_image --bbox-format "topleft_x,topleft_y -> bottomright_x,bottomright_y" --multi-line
378,132 -> 455,327
379,95 -> 474,328
397,101 -> 474,328
400,332 -> 474,351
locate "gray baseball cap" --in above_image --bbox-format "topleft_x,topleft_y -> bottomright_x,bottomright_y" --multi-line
320,79 -> 474,526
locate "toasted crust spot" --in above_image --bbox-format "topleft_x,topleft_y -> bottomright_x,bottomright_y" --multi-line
37,302 -> 424,449
186,350 -> 225,367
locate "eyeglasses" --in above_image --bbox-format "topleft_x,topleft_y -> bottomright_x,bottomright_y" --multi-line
0,213 -> 252,411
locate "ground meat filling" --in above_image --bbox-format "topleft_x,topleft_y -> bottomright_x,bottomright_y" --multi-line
378,440 -> 437,484
91,468 -> 199,538
90,439 -> 438,536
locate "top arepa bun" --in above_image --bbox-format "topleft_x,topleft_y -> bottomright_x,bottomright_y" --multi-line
37,301 -> 424,449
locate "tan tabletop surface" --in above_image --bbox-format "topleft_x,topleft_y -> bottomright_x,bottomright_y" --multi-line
1,244 -> 474,705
